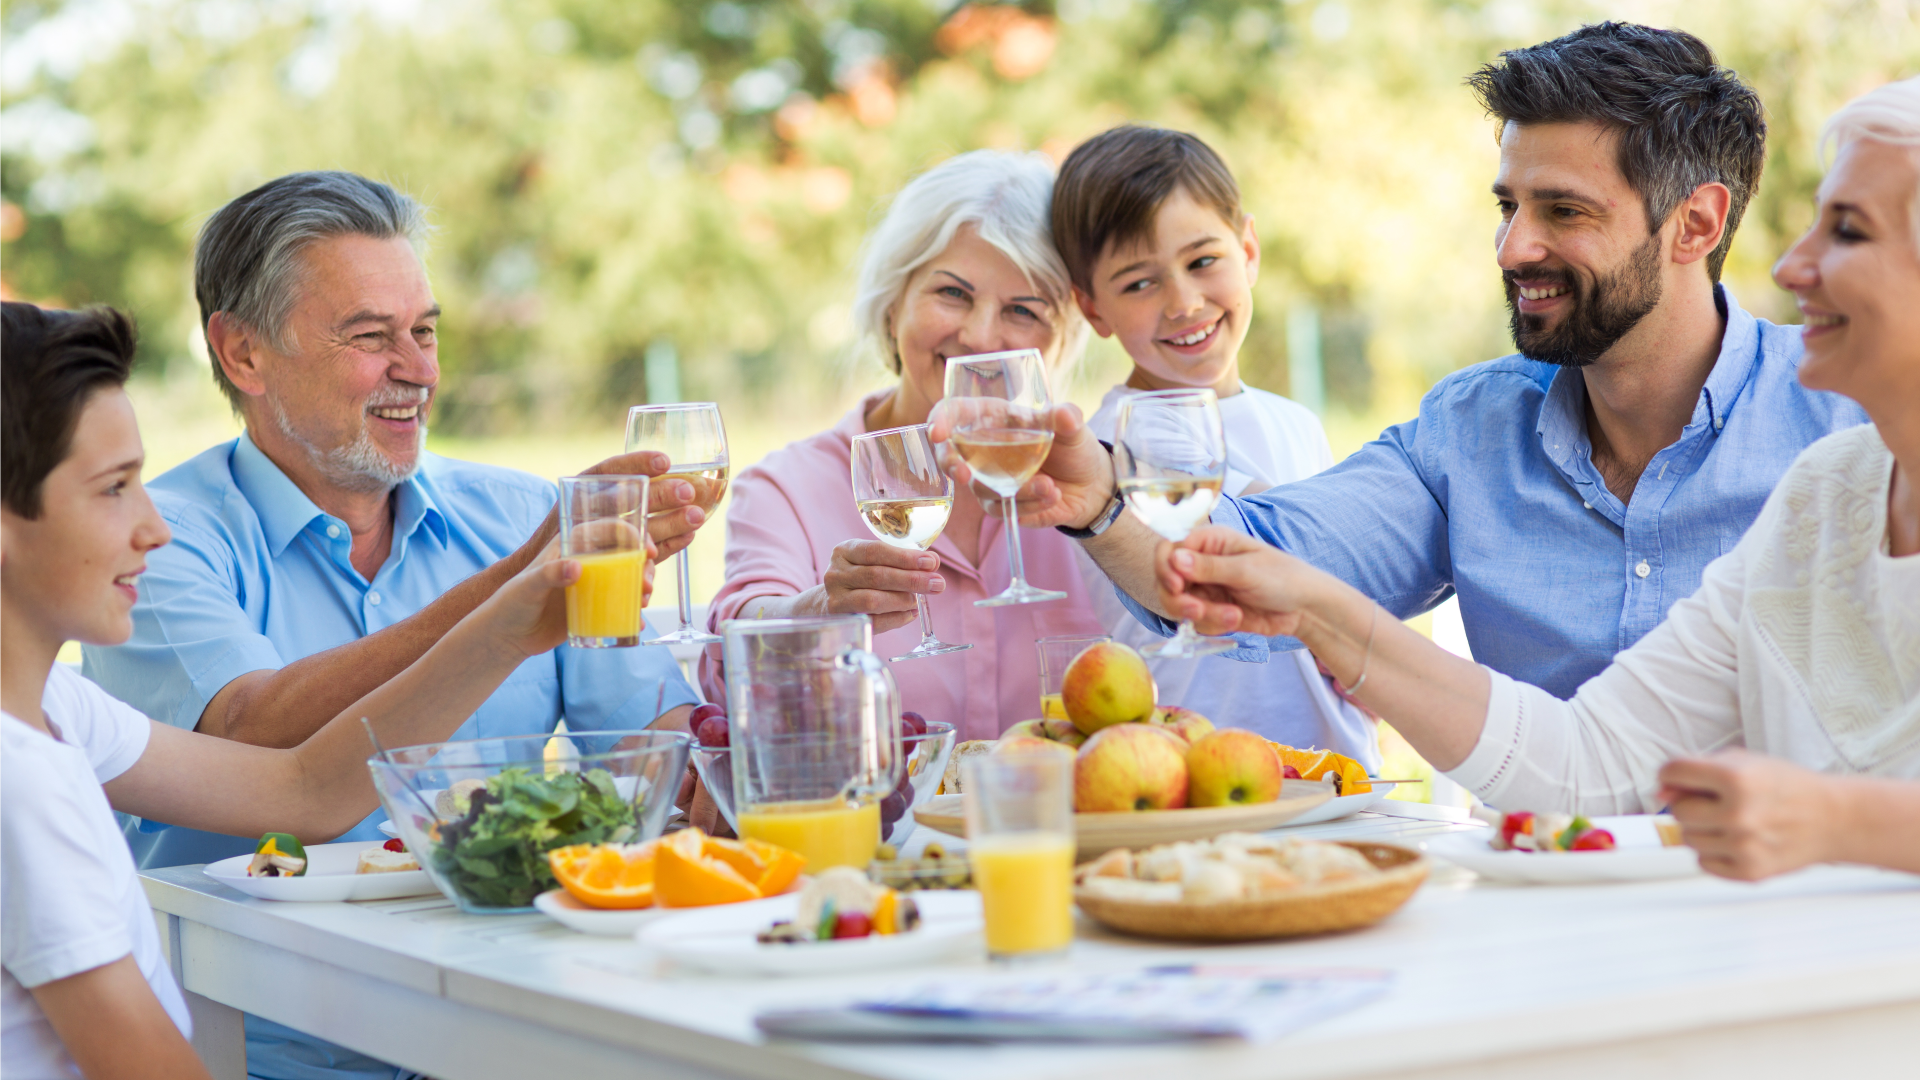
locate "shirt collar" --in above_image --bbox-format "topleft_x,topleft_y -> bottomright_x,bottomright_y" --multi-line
230,432 -> 448,557
1697,284 -> 1757,435
1535,283 -> 1759,464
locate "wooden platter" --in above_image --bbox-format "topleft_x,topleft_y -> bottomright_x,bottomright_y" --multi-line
911,784 -> 1334,860
1073,841 -> 1428,942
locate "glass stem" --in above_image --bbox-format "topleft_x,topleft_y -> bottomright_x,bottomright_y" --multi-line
675,550 -> 696,631
1174,618 -> 1201,647
915,593 -> 938,645
1000,495 -> 1029,588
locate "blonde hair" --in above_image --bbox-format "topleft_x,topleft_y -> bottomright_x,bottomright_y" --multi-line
1822,76 -> 1920,248
851,149 -> 1087,374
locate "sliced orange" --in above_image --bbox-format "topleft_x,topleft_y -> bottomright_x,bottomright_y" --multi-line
751,843 -> 807,896
548,842 -> 657,909
655,837 -> 761,907
1272,744 -> 1334,779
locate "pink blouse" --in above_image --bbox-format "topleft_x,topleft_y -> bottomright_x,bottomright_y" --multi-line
704,392 -> 1105,742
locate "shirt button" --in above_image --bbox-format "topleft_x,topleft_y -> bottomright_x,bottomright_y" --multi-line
1635,560 -> 1651,579
368,591 -> 382,605
326,524 -> 342,539
1582,501 -> 1591,510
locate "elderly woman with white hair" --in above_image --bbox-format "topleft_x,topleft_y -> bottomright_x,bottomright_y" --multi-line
704,150 -> 1102,741
1149,77 -> 1920,881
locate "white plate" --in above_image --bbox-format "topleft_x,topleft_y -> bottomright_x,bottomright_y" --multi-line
639,890 -> 983,976
378,819 -> 400,838
1425,818 -> 1701,884
204,841 -> 439,902
1277,782 -> 1397,826
534,889 -> 680,936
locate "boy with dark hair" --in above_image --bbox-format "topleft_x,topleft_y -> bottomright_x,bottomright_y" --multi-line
1049,126 -> 1376,762
968,23 -> 1867,715
0,301 -> 593,1079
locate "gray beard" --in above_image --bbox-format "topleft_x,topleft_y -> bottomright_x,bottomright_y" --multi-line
271,396 -> 423,494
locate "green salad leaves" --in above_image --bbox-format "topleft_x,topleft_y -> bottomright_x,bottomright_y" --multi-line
430,766 -> 635,909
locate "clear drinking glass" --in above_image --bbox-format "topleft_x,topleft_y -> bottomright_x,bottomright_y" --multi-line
962,750 -> 1075,962
626,402 -> 729,646
850,424 -> 973,662
942,349 -> 1069,607
1112,388 -> 1237,658
1035,633 -> 1109,721
558,475 -> 650,648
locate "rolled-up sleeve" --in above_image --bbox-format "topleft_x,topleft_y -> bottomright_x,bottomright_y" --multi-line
82,514 -> 283,732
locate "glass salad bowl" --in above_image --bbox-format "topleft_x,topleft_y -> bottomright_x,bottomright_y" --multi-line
369,730 -> 690,914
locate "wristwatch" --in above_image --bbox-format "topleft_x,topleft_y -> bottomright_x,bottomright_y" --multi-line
1056,441 -> 1125,539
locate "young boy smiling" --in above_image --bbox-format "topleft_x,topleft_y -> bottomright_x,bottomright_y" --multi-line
1050,126 -> 1377,764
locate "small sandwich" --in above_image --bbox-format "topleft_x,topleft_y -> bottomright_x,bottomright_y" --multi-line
356,843 -> 420,875
939,740 -> 995,794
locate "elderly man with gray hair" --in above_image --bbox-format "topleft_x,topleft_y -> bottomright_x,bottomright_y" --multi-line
82,171 -> 707,1080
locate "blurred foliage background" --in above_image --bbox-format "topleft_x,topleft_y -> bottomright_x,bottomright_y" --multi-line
6,0 -> 1915,442
6,0 -> 1912,797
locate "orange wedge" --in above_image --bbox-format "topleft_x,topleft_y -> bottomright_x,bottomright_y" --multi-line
1272,744 -> 1334,779
548,842 -> 657,909
655,836 -> 761,907
751,843 -> 807,896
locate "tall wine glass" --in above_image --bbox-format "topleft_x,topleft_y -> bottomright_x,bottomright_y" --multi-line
1112,388 -> 1235,658
851,425 -> 973,661
942,349 -> 1069,607
626,403 -> 729,646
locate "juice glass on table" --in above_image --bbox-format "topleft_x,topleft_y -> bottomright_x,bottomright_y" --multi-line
1035,634 -> 1110,721
559,475 -> 650,648
962,750 -> 1075,961
723,615 -> 903,872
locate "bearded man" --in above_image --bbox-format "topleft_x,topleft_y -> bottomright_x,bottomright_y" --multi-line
964,22 -> 1868,697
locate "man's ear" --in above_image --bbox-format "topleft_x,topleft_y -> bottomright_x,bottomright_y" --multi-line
1240,212 -> 1262,288
1670,182 -> 1732,268
1072,285 -> 1114,339
205,312 -> 270,398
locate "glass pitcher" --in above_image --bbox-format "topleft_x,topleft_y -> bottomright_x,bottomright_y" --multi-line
721,614 -> 902,871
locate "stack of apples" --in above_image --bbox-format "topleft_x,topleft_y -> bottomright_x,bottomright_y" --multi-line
996,642 -> 1294,812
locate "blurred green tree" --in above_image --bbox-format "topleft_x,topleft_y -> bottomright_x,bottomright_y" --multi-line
2,0 -> 1913,433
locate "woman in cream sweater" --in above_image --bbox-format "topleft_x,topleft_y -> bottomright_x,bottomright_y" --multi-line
1149,77 -> 1920,881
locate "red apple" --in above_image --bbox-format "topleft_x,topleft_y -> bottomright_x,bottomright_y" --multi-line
1073,724 -> 1189,812
1146,706 -> 1216,745
995,735 -> 1075,759
1062,642 -> 1158,735
1184,729 -> 1284,807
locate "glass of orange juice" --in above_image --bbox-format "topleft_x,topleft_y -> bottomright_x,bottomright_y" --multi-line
1035,634 -> 1110,722
559,475 -> 650,648
723,615 -> 902,872
962,750 -> 1075,961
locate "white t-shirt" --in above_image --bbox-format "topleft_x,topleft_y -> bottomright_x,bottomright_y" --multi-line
3,664 -> 191,1079
1082,383 -> 1380,767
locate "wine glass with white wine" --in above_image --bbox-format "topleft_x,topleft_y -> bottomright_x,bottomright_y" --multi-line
625,402 -> 729,646
1112,388 -> 1235,658
942,349 -> 1069,607
850,424 -> 973,661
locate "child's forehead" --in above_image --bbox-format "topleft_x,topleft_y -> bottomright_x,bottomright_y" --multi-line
1094,187 -> 1242,269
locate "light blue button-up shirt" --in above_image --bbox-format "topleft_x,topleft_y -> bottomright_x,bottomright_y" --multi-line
1123,287 -> 1869,697
85,433 -> 699,869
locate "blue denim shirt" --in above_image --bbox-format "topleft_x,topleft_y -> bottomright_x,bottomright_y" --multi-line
84,433 -> 698,869
1123,287 -> 1869,697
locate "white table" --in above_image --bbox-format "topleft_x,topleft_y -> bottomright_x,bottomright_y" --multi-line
144,805 -> 1920,1080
